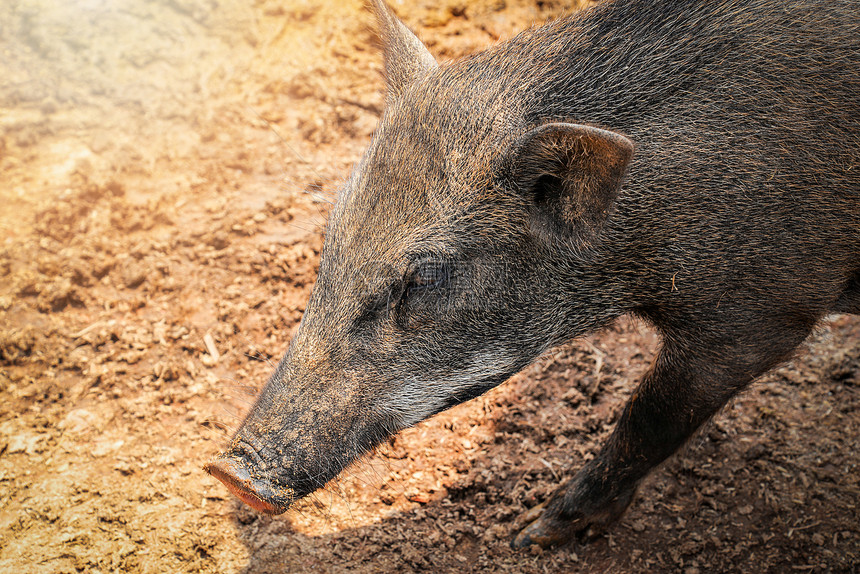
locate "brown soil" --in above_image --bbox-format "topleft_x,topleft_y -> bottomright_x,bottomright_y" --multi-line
1,1 -> 858,572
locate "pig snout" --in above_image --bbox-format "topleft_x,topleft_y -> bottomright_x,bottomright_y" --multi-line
204,430 -> 334,516
205,354 -> 398,516
204,454 -> 292,515
203,405 -> 315,514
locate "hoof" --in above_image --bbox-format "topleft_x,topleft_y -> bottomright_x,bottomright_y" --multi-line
511,506 -> 572,549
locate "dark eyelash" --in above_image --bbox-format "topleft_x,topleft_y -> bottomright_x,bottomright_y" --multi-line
356,258 -> 451,325
356,278 -> 404,323
408,260 -> 449,292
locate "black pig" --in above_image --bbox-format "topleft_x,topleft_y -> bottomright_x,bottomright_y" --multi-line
205,0 -> 860,548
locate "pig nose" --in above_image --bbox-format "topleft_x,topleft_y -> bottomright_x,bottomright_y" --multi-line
204,456 -> 292,515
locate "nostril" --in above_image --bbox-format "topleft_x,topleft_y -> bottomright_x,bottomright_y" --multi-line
203,457 -> 290,515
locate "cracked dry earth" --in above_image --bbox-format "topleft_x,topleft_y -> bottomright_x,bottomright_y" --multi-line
0,0 -> 858,572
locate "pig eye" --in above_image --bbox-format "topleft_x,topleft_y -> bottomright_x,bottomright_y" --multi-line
406,259 -> 450,295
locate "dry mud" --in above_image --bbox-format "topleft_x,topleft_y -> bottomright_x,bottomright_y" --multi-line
0,1 -> 858,572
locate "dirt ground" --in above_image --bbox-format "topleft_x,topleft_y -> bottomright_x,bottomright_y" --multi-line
0,0 -> 858,572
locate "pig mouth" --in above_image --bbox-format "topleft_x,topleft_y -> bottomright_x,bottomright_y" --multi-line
204,456 -> 295,515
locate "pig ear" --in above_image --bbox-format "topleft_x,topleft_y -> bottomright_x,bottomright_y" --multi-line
509,123 -> 634,243
369,0 -> 438,104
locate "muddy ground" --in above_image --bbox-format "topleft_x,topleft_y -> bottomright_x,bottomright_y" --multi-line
0,1 -> 858,572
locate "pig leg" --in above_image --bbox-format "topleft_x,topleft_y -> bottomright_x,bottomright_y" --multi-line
511,320 -> 813,549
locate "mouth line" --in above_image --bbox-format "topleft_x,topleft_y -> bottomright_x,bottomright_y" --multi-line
203,457 -> 293,515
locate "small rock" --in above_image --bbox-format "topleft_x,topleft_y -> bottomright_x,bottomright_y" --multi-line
92,439 -> 125,457
7,432 -> 46,454
121,261 -> 148,289
59,409 -> 100,435
407,492 -> 430,504
812,533 -> 826,546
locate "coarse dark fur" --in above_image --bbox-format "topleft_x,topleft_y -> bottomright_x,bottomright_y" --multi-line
205,0 -> 860,549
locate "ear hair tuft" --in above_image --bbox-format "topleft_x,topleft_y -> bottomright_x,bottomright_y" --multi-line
368,0 -> 438,105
